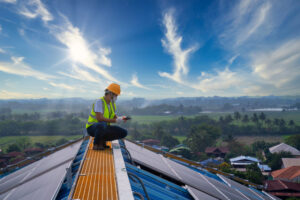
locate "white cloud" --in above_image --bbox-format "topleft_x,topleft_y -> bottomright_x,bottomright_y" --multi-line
0,90 -> 45,99
58,65 -> 103,83
130,74 -> 150,90
0,56 -> 55,80
0,48 -> 5,54
251,39 -> 300,87
18,0 -> 53,22
0,0 -> 17,3
159,9 -> 198,84
0,24 -> 2,33
48,82 -> 75,90
53,21 -> 117,82
192,68 -> 242,92
98,47 -> 112,67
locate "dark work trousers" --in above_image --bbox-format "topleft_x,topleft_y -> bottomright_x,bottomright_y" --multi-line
87,122 -> 127,145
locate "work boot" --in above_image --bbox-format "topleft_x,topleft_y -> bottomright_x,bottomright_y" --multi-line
103,141 -> 110,149
93,144 -> 104,150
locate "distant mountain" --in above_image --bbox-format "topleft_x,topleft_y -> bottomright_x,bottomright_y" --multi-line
0,96 -> 299,112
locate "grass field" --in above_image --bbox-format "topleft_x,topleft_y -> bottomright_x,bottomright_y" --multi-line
0,135 -> 82,151
129,111 -> 300,125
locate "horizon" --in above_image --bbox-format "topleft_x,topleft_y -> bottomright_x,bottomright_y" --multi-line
0,0 -> 300,99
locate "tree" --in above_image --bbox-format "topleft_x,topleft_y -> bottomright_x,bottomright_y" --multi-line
265,119 -> 272,129
161,135 -> 179,148
279,118 -> 286,131
245,163 -> 263,184
224,114 -> 233,124
186,124 -> 221,152
152,124 -> 166,140
285,135 -> 300,150
242,115 -> 249,123
251,113 -> 259,124
234,112 -> 241,121
16,137 -> 32,150
288,120 -> 295,127
259,112 -> 266,122
6,143 -> 21,153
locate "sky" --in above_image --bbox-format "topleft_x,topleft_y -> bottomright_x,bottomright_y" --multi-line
0,0 -> 299,99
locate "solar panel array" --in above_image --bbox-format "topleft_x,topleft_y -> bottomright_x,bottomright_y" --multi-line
125,140 -> 277,200
0,141 -> 82,200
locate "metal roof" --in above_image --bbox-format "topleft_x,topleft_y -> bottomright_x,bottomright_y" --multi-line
230,156 -> 260,163
0,140 -> 82,200
124,140 -> 276,200
269,143 -> 300,155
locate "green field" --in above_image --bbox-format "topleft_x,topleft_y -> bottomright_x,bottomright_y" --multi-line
0,135 -> 82,151
130,111 -> 300,125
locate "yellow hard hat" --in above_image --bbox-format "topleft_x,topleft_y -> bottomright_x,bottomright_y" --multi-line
106,83 -> 121,95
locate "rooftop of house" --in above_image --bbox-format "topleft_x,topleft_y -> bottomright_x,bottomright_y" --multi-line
269,143 -> 300,155
265,179 -> 300,192
230,155 -> 260,163
272,166 -> 300,180
205,147 -> 229,154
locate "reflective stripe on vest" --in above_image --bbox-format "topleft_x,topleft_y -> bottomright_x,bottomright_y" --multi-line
86,97 -> 116,129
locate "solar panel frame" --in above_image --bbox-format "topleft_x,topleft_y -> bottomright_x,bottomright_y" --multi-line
186,185 -> 218,200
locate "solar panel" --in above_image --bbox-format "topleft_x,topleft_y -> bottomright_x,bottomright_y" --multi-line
0,140 -> 82,200
124,140 -> 178,179
165,156 -> 245,200
125,141 -> 245,200
186,185 -> 218,200
218,174 -> 269,200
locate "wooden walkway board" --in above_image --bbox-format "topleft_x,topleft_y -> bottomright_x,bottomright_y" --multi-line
72,138 -> 118,200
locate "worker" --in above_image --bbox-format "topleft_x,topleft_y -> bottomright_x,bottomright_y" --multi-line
86,83 -> 128,150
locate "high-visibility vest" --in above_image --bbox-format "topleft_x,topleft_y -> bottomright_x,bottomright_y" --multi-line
86,97 -> 116,129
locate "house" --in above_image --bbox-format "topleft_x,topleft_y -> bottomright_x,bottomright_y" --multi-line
230,156 -> 271,174
142,139 -> 160,146
269,143 -> 300,156
230,156 -> 260,171
281,158 -> 300,168
265,180 -> 300,199
205,147 -> 229,158
272,166 -> 300,183
257,164 -> 272,176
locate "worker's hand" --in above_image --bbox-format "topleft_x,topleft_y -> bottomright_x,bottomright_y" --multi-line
116,116 -> 126,123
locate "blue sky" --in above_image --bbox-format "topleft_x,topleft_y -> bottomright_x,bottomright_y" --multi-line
0,0 -> 299,99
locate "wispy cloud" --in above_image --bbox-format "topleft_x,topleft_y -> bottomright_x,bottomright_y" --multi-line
218,1 -> 271,48
0,90 -> 45,99
48,82 -> 75,90
0,56 -> 55,80
18,0 -> 53,22
192,68 -> 242,93
159,9 -> 198,84
0,48 -> 5,54
0,24 -> 2,33
251,38 -> 300,87
58,65 -> 103,84
130,74 -> 150,90
18,28 -> 25,36
0,0 -> 16,4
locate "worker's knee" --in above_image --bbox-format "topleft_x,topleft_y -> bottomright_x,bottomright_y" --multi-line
120,128 -> 128,139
